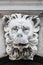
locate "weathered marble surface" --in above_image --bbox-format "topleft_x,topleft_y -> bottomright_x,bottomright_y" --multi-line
0,0 -> 43,10
0,13 -> 40,60
0,12 -> 43,60
0,19 -> 6,58
37,17 -> 43,57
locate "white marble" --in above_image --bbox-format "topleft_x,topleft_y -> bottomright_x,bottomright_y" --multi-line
0,19 -> 6,58
0,0 -> 43,10
2,13 -> 40,60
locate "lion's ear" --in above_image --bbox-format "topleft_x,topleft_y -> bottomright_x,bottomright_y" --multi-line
32,16 -> 40,33
32,16 -> 40,27
2,15 -> 9,24
2,15 -> 10,32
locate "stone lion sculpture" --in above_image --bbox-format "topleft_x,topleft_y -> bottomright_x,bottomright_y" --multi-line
3,13 -> 40,60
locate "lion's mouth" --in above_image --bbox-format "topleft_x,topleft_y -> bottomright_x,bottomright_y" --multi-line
15,43 -> 28,46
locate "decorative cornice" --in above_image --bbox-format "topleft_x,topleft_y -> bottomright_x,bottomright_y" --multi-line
0,0 -> 43,10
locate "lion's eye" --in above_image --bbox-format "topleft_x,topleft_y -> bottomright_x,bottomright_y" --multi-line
22,26 -> 29,31
12,26 -> 18,31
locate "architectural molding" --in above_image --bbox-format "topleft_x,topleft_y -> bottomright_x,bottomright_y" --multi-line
0,0 -> 43,10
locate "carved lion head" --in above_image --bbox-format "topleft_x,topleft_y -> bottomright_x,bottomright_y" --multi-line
3,13 -> 40,60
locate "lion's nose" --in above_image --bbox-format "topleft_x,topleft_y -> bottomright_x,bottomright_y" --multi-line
17,34 -> 23,37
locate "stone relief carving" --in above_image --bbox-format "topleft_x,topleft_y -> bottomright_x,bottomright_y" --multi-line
3,13 -> 40,60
